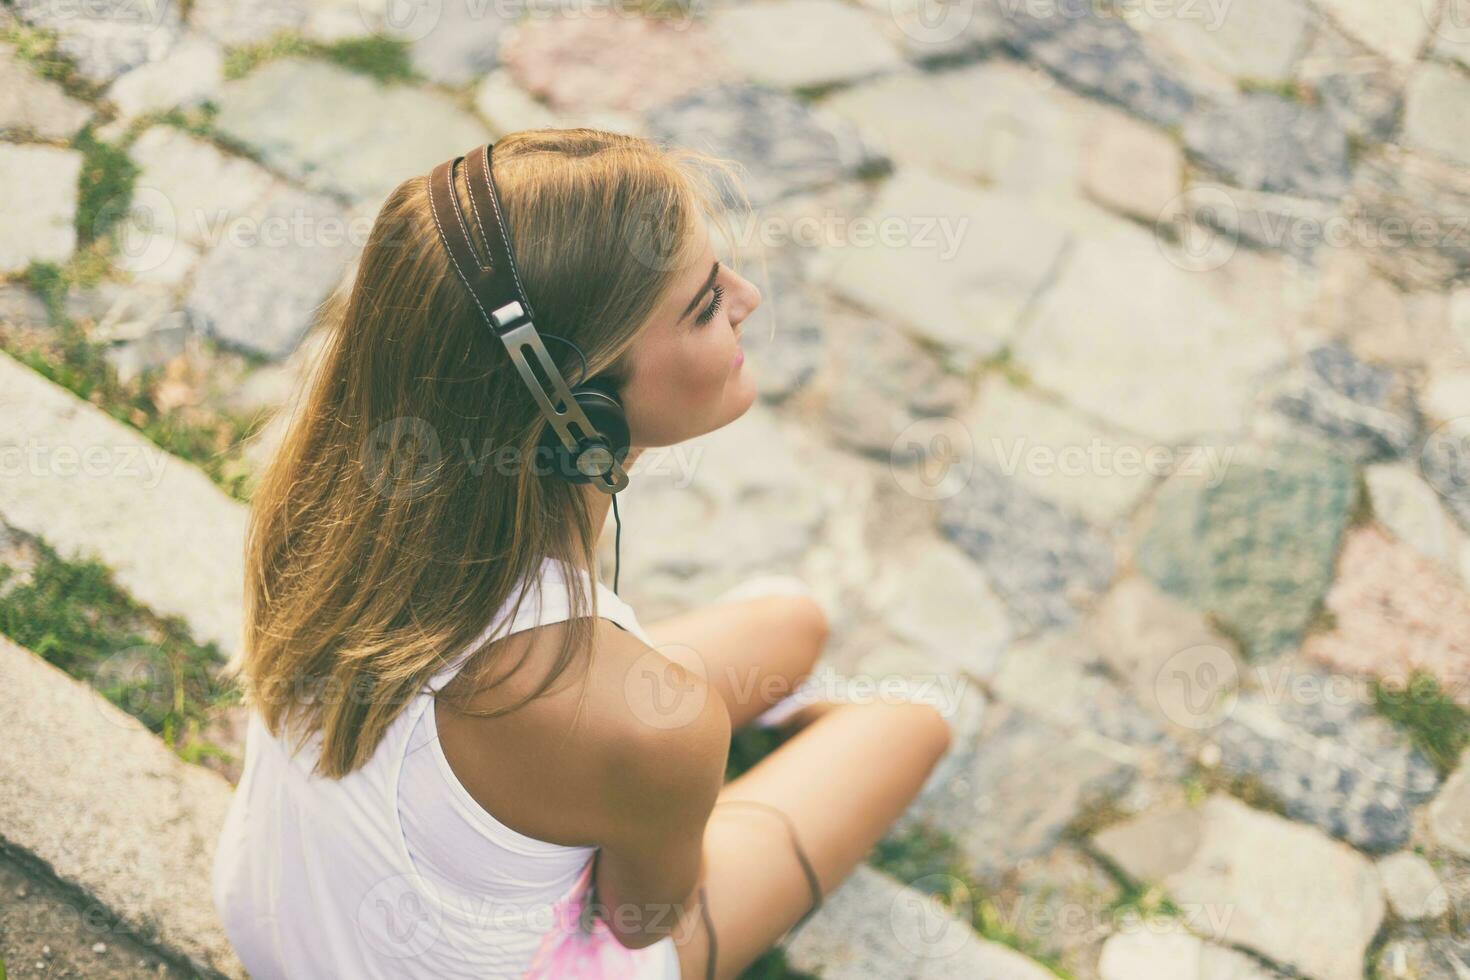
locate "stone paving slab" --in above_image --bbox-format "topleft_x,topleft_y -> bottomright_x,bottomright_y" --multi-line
1184,93 -> 1352,201
1377,851 -> 1449,921
1093,793 -> 1384,980
0,143 -> 82,275
818,302 -> 969,456
182,182 -> 359,361
1298,27 -> 1403,144
1268,342 -> 1420,462
1402,60 -> 1470,169
1209,666 -> 1441,853
10,0 -> 184,82
712,0 -> 902,91
904,701 -> 1139,880
940,461 -> 1115,635
1012,219 -> 1291,444
188,0 -> 309,47
503,15 -> 729,116
0,43 -> 94,140
1428,753 -> 1470,859
1134,442 -> 1356,662
1133,0 -> 1312,91
124,123 -> 275,260
784,864 -> 1056,980
998,2 -> 1196,128
0,353 -> 247,661
212,56 -> 489,205
1347,146 -> 1470,292
965,379 -> 1156,527
819,59 -> 1099,198
820,166 -> 1072,370
106,32 -> 223,124
1315,0 -> 1435,64
867,537 -> 1012,680
643,81 -> 887,210
0,634 -> 242,978
1304,524 -> 1470,707
1098,918 -> 1289,979
404,0 -> 512,86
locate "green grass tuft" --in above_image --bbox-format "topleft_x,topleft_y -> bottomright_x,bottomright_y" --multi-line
725,724 -> 787,781
72,125 -> 141,246
322,35 -> 417,84
0,20 -> 105,101
223,29 -> 416,84
1374,671 -> 1470,776
870,823 -> 1072,977
0,535 -> 238,762
9,263 -> 268,503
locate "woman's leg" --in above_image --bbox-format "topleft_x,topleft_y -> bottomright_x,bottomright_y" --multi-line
641,588 -> 829,730
670,699 -> 955,980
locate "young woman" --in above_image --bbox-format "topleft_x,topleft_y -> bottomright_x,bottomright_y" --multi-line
212,128 -> 955,980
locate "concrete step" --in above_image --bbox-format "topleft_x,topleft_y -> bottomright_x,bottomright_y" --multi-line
0,352 -> 248,662
0,633 -> 243,978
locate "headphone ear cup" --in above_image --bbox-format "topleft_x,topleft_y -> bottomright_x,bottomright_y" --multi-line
536,385 -> 631,484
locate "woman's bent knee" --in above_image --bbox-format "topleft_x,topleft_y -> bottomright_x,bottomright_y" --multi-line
843,698 -> 953,758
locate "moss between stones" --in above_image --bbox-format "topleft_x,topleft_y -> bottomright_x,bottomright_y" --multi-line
1373,672 -> 1470,777
223,30 -> 417,85
0,530 -> 238,767
8,262 -> 268,503
1236,78 -> 1309,104
870,822 -> 1072,977
0,19 -> 106,102
73,124 -> 140,246
1181,763 -> 1293,821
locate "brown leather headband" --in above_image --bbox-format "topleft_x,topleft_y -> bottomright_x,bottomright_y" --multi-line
426,143 -> 629,494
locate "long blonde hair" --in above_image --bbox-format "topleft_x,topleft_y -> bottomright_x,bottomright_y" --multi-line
238,129 -> 747,778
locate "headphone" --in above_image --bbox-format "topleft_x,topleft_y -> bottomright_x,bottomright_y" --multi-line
426,142 -> 632,590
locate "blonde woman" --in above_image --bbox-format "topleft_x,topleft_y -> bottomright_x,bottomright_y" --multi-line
212,129 -> 955,980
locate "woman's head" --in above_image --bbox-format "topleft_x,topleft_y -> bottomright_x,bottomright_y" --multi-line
239,128 -> 760,777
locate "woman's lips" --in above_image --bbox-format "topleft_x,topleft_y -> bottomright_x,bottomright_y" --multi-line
733,347 -> 744,367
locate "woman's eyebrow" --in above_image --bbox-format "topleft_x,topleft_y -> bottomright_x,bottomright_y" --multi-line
680,261 -> 721,321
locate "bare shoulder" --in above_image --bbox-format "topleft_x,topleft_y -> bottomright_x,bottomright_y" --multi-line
434,617 -> 728,848
570,620 -> 731,852
580,619 -> 731,797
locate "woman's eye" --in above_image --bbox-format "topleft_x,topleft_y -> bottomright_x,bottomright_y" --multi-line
695,284 -> 725,325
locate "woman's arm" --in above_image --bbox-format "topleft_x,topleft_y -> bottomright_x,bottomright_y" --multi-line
588,645 -> 731,950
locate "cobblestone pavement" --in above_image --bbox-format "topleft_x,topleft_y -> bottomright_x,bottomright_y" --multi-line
5,0 -> 1470,976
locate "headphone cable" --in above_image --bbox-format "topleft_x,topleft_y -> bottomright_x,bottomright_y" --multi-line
611,491 -> 621,596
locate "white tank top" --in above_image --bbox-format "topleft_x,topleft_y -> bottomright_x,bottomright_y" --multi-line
211,556 -> 682,979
